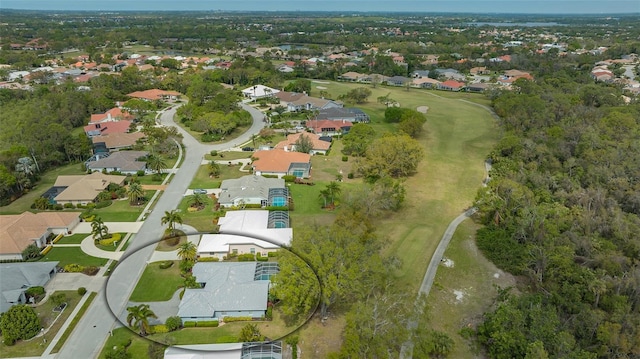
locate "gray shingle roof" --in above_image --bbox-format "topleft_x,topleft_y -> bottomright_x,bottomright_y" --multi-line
0,261 -> 58,313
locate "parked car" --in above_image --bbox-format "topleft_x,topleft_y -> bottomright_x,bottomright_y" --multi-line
193,189 -> 207,194
242,147 -> 254,151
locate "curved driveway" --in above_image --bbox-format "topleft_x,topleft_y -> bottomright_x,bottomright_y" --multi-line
56,103 -> 265,359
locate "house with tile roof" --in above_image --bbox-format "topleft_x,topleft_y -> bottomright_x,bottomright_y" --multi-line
251,150 -> 311,178
84,120 -> 132,137
338,71 -> 366,82
51,172 -> 126,206
89,107 -> 134,124
127,89 -> 181,102
0,212 -> 80,260
437,80 -> 466,91
177,262 -> 277,322
306,119 -> 353,137
92,132 -> 146,153
413,77 -> 441,89
0,262 -> 59,312
85,151 -> 149,175
274,132 -> 332,155
286,95 -> 342,112
218,175 -> 287,208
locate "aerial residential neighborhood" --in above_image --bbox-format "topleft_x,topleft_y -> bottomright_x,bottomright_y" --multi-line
0,6 -> 639,359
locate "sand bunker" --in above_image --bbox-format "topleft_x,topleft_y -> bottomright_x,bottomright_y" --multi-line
417,106 -> 429,113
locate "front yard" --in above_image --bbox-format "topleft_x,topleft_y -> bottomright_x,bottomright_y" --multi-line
129,261 -> 183,302
0,290 -> 83,358
40,247 -> 108,268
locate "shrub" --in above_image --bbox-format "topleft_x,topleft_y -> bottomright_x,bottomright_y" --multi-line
82,266 -> 99,276
282,175 -> 296,182
63,203 -> 74,209
76,203 -> 85,209
183,321 -> 197,328
82,214 -> 96,222
99,233 -> 122,246
210,150 -> 218,157
165,316 -> 182,331
159,261 -> 174,269
65,263 -> 85,273
95,200 -> 113,209
0,305 -> 40,345
39,245 -> 53,256
237,253 -> 256,261
257,256 -> 268,262
347,173 -> 354,179
25,286 -> 45,297
150,325 -> 169,334
196,320 -> 219,327
136,170 -> 146,177
86,203 -> 96,209
342,156 -> 348,162
261,174 -> 278,178
77,287 -> 87,296
244,203 -> 262,209
222,316 -> 253,323
197,257 -> 219,262
54,204 -> 63,210
267,251 -> 278,257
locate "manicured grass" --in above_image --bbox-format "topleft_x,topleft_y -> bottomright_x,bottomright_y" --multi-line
0,290 -> 82,358
428,220 -> 517,358
0,162 -> 86,215
56,233 -> 90,244
51,292 -> 97,353
129,261 -> 183,302
188,163 -> 247,189
93,199 -> 146,222
40,247 -> 108,268
133,173 -> 169,185
149,319 -> 290,345
177,195 -> 218,232
204,151 -> 253,161
98,327 -> 149,359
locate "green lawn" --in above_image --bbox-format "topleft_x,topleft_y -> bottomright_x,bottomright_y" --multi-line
93,199 -> 146,222
177,195 -> 218,232
189,162 -> 247,189
133,173 -> 169,185
0,290 -> 82,358
0,162 -> 86,215
129,261 -> 183,302
98,327 -> 150,359
51,292 -> 97,353
40,247 -> 108,268
56,233 -> 90,244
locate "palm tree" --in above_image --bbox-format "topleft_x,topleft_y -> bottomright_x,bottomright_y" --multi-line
325,181 -> 342,205
161,210 -> 182,236
127,182 -> 145,205
177,241 -> 197,262
147,154 -> 167,175
126,304 -> 157,336
318,188 -> 330,208
208,161 -> 221,177
188,193 -> 206,209
91,216 -> 109,241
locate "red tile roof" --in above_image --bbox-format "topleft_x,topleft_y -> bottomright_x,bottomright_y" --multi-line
84,120 -> 132,135
274,133 -> 331,152
252,150 -> 311,173
127,89 -> 181,101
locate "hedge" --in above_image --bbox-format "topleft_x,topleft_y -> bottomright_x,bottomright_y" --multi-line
282,175 -> 296,182
197,257 -> 219,262
40,245 -> 53,256
237,253 -> 256,262
150,325 -> 169,334
196,321 -> 219,327
267,251 -> 278,257
257,256 -> 268,262
183,321 -> 197,328
98,233 -> 122,246
64,263 -> 85,273
222,316 -> 253,323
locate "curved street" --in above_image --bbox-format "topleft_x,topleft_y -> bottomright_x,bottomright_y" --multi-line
54,103 -> 266,359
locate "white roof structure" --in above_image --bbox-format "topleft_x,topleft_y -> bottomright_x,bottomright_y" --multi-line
198,234 -> 281,254
217,210 -> 292,246
241,85 -> 280,99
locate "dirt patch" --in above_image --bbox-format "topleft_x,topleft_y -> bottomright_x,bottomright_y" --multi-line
141,185 -> 166,190
441,257 -> 455,268
453,289 -> 466,302
417,105 -> 429,113
316,86 -> 327,90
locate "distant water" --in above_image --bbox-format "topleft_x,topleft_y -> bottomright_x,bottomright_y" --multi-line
466,22 -> 567,27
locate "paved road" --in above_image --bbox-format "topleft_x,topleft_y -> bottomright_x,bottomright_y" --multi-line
55,104 -> 265,359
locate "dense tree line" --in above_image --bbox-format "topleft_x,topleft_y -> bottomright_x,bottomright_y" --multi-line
474,75 -> 640,358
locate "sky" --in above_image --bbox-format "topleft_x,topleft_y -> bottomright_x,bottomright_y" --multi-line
0,0 -> 638,14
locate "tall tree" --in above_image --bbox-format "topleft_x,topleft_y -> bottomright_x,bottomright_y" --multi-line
126,304 -> 157,336
0,304 -> 40,345
341,123 -> 376,157
237,323 -> 265,343
177,241 -> 197,262
146,154 -> 167,175
161,210 -> 182,236
126,182 -> 145,206
294,134 -> 314,154
354,133 -> 424,181
91,216 -> 109,241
